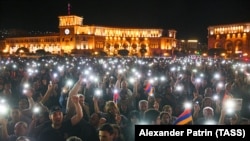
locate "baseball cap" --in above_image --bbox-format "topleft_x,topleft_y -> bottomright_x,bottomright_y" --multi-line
49,106 -> 62,114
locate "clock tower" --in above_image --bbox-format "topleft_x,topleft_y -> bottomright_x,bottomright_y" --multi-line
58,15 -> 84,53
58,15 -> 83,35
64,28 -> 70,35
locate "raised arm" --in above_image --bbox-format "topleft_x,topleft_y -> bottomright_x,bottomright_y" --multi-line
0,118 -> 9,141
218,107 -> 226,125
66,75 -> 84,114
70,95 -> 83,125
132,78 -> 139,97
21,89 -> 35,115
115,73 -> 122,89
93,96 -> 100,113
39,83 -> 54,104
68,75 -> 84,97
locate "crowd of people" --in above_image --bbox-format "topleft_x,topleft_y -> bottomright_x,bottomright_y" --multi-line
0,55 -> 250,141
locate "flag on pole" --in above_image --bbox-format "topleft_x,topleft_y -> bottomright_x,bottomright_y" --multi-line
144,82 -> 152,94
173,108 -> 193,125
68,3 -> 71,15
113,89 -> 119,104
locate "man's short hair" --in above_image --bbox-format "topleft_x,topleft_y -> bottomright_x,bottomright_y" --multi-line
15,121 -> 28,129
162,105 -> 172,111
144,108 -> 160,124
66,136 -> 82,141
139,100 -> 148,106
160,111 -> 171,119
49,106 -> 62,115
99,123 -> 114,135
129,110 -> 140,119
16,136 -> 30,141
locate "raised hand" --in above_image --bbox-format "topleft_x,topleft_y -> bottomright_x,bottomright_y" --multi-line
71,95 -> 80,104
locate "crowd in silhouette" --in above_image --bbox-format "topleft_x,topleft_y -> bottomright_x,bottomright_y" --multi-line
0,55 -> 250,141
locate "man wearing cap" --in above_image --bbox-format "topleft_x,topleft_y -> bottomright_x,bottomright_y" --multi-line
37,94 -> 83,141
194,106 -> 218,125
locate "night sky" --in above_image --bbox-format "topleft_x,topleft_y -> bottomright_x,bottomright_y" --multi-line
1,0 -> 250,43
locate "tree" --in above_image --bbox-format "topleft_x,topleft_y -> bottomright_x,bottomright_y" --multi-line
139,48 -> 147,57
99,51 -> 108,56
36,49 -> 46,55
207,48 -> 226,57
118,49 -> 129,56
15,47 -> 29,54
71,49 -> 92,56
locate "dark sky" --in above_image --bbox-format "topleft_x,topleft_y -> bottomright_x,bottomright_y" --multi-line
1,0 -> 250,43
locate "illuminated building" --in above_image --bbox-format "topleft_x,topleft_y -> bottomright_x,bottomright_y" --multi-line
1,15 -> 177,57
178,40 -> 199,54
207,23 -> 250,57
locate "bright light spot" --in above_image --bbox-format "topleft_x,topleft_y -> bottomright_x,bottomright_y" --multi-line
176,85 -> 183,91
66,80 -> 73,87
0,104 -> 8,115
195,78 -> 201,83
95,89 -> 102,96
217,82 -> 224,88
204,120 -> 217,125
160,76 -> 166,81
214,73 -> 220,79
225,99 -> 236,114
170,67 -> 176,72
33,106 -> 40,113
23,83 -> 30,89
213,95 -> 219,101
84,70 -> 89,75
129,77 -> 135,84
184,102 -> 192,109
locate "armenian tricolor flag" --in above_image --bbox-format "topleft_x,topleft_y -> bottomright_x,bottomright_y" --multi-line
144,82 -> 152,94
173,108 -> 193,125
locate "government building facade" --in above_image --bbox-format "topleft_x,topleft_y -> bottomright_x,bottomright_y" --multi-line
207,23 -> 250,57
1,15 -> 177,57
